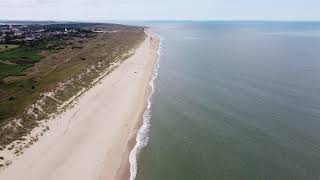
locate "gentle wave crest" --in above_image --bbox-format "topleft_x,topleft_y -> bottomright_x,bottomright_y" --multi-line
128,35 -> 162,180
264,31 -> 320,37
184,36 -> 200,40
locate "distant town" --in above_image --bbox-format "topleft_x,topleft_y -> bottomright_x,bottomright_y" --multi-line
0,22 -> 143,82
0,23 -> 95,44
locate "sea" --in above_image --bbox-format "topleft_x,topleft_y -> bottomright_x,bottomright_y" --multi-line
130,21 -> 320,180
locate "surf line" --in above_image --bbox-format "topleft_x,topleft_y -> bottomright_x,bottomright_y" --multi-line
128,35 -> 162,180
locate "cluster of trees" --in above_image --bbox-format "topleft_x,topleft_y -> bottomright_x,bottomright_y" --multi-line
2,32 -> 16,44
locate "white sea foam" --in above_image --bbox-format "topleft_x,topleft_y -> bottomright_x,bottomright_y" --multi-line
264,31 -> 320,37
128,35 -> 162,180
184,36 -> 200,40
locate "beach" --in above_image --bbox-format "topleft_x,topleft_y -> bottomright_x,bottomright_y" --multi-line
0,30 -> 160,180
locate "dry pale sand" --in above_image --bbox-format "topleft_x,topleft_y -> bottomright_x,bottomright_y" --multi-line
0,30 -> 160,180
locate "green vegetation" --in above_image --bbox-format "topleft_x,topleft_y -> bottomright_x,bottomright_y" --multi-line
44,38 -> 65,52
0,38 -> 64,63
0,47 -> 43,62
0,45 -> 42,79
0,78 -> 39,121
0,38 -> 66,79
0,25 -> 146,149
0,44 -> 20,52
0,63 -> 28,79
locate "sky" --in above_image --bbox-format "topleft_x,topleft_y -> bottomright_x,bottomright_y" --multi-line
0,0 -> 320,21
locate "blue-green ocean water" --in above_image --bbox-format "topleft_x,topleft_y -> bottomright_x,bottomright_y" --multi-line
137,22 -> 320,180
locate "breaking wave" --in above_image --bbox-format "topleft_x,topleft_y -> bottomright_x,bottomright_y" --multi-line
128,34 -> 162,180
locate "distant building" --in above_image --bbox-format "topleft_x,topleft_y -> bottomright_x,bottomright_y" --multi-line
35,29 -> 45,33
24,36 -> 35,41
14,31 -> 23,36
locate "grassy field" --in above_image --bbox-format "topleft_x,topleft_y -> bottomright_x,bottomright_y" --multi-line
0,38 -> 66,79
0,46 -> 44,62
0,38 -> 65,63
0,44 -> 20,52
0,47 -> 43,83
0,63 -> 28,79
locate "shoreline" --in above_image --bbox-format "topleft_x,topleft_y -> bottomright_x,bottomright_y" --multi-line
127,30 -> 161,180
0,30 -> 160,180
116,29 -> 161,180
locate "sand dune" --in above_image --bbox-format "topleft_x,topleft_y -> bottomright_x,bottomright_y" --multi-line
0,30 -> 160,180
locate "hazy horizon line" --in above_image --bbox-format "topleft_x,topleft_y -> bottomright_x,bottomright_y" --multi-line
1,19 -> 320,23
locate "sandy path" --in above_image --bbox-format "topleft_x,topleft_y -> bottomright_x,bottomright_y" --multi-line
0,30 -> 159,180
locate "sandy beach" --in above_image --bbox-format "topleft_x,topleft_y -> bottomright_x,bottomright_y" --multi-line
0,30 -> 160,180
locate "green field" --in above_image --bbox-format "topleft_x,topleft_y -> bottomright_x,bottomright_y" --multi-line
0,45 -> 42,79
0,62 -> 28,79
0,38 -> 64,63
0,44 -> 20,52
0,46 -> 43,62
